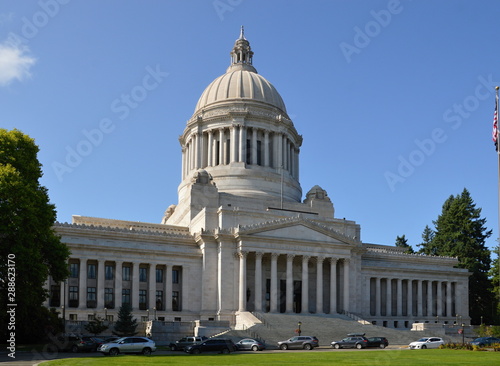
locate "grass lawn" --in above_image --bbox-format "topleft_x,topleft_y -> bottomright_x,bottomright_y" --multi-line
42,349 -> 500,365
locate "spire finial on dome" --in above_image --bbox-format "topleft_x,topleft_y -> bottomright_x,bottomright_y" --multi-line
229,26 -> 254,69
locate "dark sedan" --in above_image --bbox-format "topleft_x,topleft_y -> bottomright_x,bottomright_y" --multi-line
235,338 -> 266,351
470,337 -> 500,347
366,337 -> 389,348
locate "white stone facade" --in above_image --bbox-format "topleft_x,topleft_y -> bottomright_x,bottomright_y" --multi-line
46,28 -> 470,329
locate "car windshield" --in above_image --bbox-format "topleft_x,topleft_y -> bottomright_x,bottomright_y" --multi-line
417,338 -> 429,342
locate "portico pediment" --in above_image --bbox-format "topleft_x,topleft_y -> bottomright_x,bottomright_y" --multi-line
235,216 -> 359,246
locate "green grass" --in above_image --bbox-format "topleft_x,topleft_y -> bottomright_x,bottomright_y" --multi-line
42,349 -> 500,366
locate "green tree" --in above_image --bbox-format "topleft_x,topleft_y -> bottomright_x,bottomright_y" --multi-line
113,303 -> 138,337
0,129 -> 70,343
417,225 -> 435,254
84,316 -> 108,336
489,246 -> 500,323
421,188 -> 493,324
395,234 -> 414,254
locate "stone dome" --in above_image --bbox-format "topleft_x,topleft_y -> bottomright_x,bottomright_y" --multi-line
194,27 -> 287,114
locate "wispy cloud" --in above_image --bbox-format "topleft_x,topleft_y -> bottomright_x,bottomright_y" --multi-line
0,40 -> 36,86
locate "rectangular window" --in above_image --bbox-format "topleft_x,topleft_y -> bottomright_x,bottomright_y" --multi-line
87,264 -> 96,279
106,315 -> 114,322
87,287 -> 96,308
88,314 -> 95,321
156,290 -> 163,311
69,314 -> 78,321
139,290 -> 147,310
69,263 -> 79,278
172,291 -> 180,311
156,269 -> 163,283
172,269 -> 179,284
105,288 -> 114,309
69,286 -> 78,307
50,285 -> 61,307
122,289 -> 131,305
105,265 -> 114,280
139,268 -> 147,282
123,266 -> 131,281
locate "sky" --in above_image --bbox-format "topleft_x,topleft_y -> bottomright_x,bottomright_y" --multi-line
1,0 -> 500,254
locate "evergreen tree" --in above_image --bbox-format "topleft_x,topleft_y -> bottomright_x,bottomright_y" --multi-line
84,316 -> 108,336
489,246 -> 500,323
417,225 -> 435,254
395,234 -> 414,254
0,129 -> 70,343
113,303 -> 138,336
422,188 -> 493,324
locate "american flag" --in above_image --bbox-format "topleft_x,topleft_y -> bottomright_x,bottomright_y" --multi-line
493,96 -> 498,150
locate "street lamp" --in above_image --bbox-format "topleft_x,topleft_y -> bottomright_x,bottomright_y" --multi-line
297,321 -> 302,336
461,323 -> 465,345
104,307 -> 107,321
61,305 -> 65,333
153,307 -> 157,321
146,309 -> 150,321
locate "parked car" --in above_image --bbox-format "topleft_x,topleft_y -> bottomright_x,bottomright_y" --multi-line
408,337 -> 444,349
470,337 -> 500,347
51,335 -> 100,353
184,338 -> 237,354
277,336 -> 319,350
235,338 -> 266,351
169,336 -> 207,351
366,337 -> 389,348
98,336 -> 156,356
331,335 -> 368,349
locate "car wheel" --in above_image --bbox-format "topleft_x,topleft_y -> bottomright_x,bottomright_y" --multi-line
192,348 -> 201,355
334,344 -> 340,349
304,344 -> 312,350
252,345 -> 259,351
109,348 -> 119,356
356,343 -> 363,349
71,345 -> 79,353
142,348 -> 152,356
221,348 -> 230,354
421,345 -> 427,349
170,345 -> 177,351
379,344 -> 386,349
280,344 -> 288,350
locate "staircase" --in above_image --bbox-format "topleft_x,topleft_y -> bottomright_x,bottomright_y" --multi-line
225,312 -> 465,348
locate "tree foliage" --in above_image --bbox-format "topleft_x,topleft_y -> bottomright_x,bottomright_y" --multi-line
113,303 -> 138,337
395,234 -> 414,254
419,188 -> 493,324
0,129 -> 70,343
84,316 -> 108,336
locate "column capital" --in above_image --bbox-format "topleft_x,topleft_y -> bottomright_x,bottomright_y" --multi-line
255,251 -> 264,259
302,255 -> 310,262
286,254 -> 295,261
271,252 -> 280,260
237,250 -> 248,259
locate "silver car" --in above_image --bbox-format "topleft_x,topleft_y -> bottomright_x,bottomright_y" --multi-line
98,336 -> 156,356
408,337 -> 444,349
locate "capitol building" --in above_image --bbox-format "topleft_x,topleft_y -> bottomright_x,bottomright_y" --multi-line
46,29 -> 470,332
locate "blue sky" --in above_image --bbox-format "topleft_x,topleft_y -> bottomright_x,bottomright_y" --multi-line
1,0 -> 499,254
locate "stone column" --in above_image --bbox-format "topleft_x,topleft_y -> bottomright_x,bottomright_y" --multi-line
207,130 -> 213,167
238,251 -> 248,312
329,258 -> 337,314
437,281 -> 443,317
407,280 -> 413,317
239,125 -> 246,163
181,147 -> 186,179
252,128 -> 258,165
181,266 -> 189,311
446,281 -> 452,318
286,254 -> 294,313
97,260 -> 105,309
386,278 -> 392,317
165,264 -> 172,311
132,262 -> 140,310
417,280 -> 423,317
270,253 -> 278,313
79,259 -> 87,309
343,259 -> 350,312
396,279 -> 403,317
277,133 -> 283,169
193,133 -> 198,169
219,129 -> 225,165
301,256 -> 309,314
230,125 -> 238,163
254,252 -> 263,312
316,257 -> 324,314
148,263 -> 156,311
59,280 -> 66,308
114,261 -> 123,309
427,281 -> 433,316
264,130 -> 270,167
375,277 -> 381,317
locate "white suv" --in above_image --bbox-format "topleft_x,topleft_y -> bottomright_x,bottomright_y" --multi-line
98,337 -> 156,356
409,337 -> 444,349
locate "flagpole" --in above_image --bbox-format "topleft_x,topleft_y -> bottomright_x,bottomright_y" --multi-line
496,86 -> 500,317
